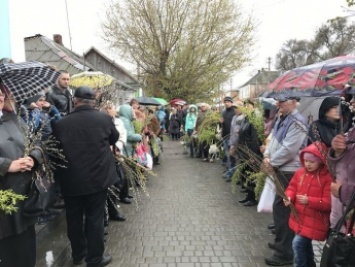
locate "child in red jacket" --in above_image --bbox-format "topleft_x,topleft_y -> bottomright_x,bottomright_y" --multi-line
283,141 -> 332,267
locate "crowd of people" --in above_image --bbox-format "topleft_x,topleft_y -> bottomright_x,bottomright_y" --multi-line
0,62 -> 167,267
170,95 -> 355,266
1,58 -> 355,267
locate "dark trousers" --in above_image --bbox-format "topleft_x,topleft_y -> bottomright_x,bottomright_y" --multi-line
273,170 -> 294,260
187,129 -> 194,156
119,176 -> 129,200
0,225 -> 36,267
64,190 -> 107,267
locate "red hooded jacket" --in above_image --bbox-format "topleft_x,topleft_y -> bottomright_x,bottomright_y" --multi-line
285,141 -> 332,241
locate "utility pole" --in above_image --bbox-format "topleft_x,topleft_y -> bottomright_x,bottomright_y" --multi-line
64,0 -> 73,51
267,57 -> 272,71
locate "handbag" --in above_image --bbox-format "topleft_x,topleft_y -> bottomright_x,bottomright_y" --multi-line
320,190 -> 355,267
257,176 -> 275,213
23,172 -> 56,217
23,146 -> 56,217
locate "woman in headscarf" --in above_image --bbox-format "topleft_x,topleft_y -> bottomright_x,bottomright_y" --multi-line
308,97 -> 345,147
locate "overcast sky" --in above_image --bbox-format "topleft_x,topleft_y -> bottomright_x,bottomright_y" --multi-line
8,0 -> 354,88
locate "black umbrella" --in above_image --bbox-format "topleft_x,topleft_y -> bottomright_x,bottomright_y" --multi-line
0,61 -> 61,102
136,96 -> 160,106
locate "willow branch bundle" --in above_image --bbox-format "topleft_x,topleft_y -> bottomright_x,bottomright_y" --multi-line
19,106 -> 67,183
234,145 -> 298,219
237,105 -> 266,144
115,155 -> 156,208
197,112 -> 221,146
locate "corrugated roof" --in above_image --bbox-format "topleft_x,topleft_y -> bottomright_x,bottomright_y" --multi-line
84,47 -> 138,83
24,34 -> 97,74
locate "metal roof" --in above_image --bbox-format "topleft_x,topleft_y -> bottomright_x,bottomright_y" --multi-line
24,34 -> 96,74
84,47 -> 139,83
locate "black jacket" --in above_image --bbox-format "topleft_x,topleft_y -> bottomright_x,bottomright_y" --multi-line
222,106 -> 236,138
46,85 -> 74,115
53,105 -> 119,196
237,116 -> 262,160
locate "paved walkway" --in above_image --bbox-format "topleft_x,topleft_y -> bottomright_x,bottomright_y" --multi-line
39,139 -> 324,267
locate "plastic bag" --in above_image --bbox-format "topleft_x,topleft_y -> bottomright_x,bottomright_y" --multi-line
257,176 -> 275,213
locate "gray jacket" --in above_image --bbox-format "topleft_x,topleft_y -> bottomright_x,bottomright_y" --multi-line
264,109 -> 307,172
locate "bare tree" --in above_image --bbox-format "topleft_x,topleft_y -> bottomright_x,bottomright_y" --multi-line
275,39 -> 312,70
102,0 -> 255,102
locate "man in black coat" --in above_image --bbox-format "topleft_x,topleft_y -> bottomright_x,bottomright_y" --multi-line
53,86 -> 119,267
220,96 -> 236,171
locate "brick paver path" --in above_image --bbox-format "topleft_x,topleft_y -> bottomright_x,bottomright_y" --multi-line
54,140 -> 324,267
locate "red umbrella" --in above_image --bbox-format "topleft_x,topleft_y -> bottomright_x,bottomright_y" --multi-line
170,98 -> 186,106
268,55 -> 355,97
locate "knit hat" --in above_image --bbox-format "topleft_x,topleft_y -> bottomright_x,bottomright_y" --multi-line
303,152 -> 322,163
223,96 -> 233,103
25,92 -> 45,105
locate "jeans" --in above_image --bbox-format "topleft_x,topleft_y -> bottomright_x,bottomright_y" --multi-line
222,138 -> 230,166
292,234 -> 314,267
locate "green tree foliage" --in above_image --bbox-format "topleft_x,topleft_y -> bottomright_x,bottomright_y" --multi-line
314,17 -> 355,59
102,0 -> 255,103
275,39 -> 313,71
275,17 -> 355,71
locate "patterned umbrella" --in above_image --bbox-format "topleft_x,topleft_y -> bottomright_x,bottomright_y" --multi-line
70,71 -> 115,89
0,61 -> 61,102
268,55 -> 355,97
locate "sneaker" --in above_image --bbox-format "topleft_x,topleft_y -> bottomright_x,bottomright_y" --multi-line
202,158 -> 208,162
